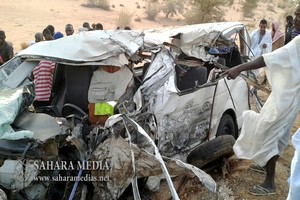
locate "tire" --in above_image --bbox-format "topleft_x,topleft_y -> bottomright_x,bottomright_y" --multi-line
216,113 -> 237,138
187,135 -> 235,168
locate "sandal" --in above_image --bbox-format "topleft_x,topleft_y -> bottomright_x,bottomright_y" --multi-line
249,185 -> 276,196
249,163 -> 266,174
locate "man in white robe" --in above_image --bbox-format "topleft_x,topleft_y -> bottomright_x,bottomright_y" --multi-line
250,19 -> 272,58
250,19 -> 272,84
287,128 -> 300,200
225,35 -> 300,196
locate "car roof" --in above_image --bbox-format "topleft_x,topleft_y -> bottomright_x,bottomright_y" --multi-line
143,22 -> 246,47
142,22 -> 247,61
17,30 -> 144,66
16,22 -> 247,65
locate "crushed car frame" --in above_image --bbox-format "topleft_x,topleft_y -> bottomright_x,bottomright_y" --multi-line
0,22 -> 252,199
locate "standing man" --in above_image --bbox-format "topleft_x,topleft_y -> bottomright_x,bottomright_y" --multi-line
33,29 -> 55,107
46,25 -> 55,37
285,15 -> 294,44
65,24 -> 74,36
249,19 -> 272,83
225,34 -> 300,196
43,28 -> 53,41
250,19 -> 272,58
95,23 -> 103,30
291,4 -> 300,40
0,30 -> 14,66
33,61 -> 56,107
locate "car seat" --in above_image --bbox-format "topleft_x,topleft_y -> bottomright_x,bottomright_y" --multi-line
219,46 -> 242,68
176,65 -> 207,91
62,65 -> 93,118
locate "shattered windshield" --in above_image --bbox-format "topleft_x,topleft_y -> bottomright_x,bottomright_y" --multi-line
0,57 -> 22,89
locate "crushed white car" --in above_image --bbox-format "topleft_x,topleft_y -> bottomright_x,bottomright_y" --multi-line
0,22 -> 253,199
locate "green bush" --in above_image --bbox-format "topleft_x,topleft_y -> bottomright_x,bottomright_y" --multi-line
145,2 -> 161,20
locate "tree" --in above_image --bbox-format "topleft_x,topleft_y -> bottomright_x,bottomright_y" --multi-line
185,0 -> 234,24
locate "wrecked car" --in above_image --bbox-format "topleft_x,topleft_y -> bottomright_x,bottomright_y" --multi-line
0,22 -> 252,199
139,22 -> 252,160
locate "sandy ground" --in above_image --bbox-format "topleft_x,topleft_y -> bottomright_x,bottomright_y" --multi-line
1,0 -> 297,199
1,0 -> 185,53
1,0 -> 287,53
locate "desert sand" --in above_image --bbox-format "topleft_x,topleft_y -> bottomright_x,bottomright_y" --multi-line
1,0 -> 187,53
2,0 -> 288,53
1,0 -> 298,199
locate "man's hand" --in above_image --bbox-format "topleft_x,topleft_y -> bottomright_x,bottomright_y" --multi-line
224,66 -> 242,80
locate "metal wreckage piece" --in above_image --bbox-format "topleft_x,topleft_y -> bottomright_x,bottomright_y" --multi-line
69,114 -> 216,199
68,114 -> 216,199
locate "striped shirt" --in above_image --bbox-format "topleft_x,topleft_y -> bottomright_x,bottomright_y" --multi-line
33,61 -> 55,101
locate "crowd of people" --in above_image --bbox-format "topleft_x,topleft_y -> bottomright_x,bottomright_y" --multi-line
0,21 -> 132,67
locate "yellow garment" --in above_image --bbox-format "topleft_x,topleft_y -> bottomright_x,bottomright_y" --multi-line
94,102 -> 116,116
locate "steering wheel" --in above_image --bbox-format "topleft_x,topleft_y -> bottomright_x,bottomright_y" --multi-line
61,103 -> 88,121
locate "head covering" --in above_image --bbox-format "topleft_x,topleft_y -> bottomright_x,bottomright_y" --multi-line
272,21 -> 284,42
53,32 -> 64,40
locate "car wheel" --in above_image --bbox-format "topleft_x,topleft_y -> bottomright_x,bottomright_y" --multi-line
187,135 -> 235,169
216,113 -> 237,138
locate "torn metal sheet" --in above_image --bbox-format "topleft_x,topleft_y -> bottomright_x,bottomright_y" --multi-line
141,49 -> 213,158
91,116 -> 216,199
0,87 -> 33,140
143,22 -> 244,61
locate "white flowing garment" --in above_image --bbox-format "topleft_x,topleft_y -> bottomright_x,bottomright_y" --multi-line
250,29 -> 272,58
287,128 -> 300,200
233,36 -> 300,166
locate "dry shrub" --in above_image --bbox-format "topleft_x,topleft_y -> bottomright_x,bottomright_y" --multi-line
134,17 -> 142,22
145,2 -> 161,20
278,2 -> 287,9
116,9 -> 133,29
84,0 -> 110,10
137,5 -> 141,9
162,0 -> 184,18
243,10 -> 254,18
20,42 -> 28,50
119,4 -> 124,7
247,23 -> 256,29
267,5 -> 275,13
242,0 -> 258,18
